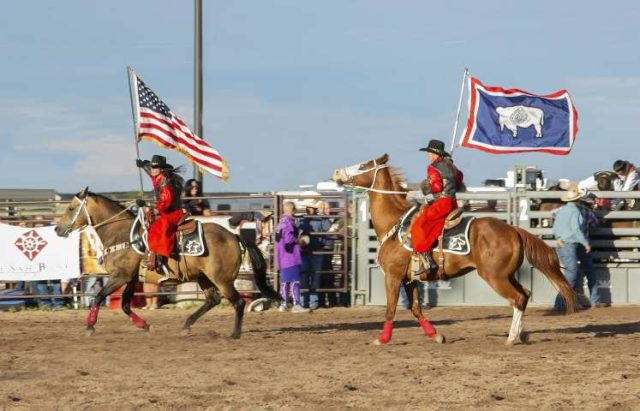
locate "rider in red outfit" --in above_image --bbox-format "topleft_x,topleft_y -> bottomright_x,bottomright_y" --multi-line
136,155 -> 185,272
411,139 -> 464,277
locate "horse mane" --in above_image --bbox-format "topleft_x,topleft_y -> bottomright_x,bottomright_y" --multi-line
387,167 -> 410,210
86,191 -> 134,216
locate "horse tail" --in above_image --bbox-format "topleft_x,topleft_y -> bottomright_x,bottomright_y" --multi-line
515,227 -> 577,314
236,235 -> 281,301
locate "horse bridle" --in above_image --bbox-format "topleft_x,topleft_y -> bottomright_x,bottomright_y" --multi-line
62,196 -> 92,236
63,196 -> 134,235
341,160 -> 408,195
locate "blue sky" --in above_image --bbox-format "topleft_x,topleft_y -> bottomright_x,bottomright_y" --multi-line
1,1 -> 639,193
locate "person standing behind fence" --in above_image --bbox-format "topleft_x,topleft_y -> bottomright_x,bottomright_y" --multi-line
318,201 -> 339,307
183,179 -> 212,216
552,187 -> 590,312
299,200 -> 329,310
612,160 -> 640,210
275,202 -> 309,313
575,193 -> 606,308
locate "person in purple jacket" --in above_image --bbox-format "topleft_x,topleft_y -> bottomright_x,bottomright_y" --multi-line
275,201 -> 309,313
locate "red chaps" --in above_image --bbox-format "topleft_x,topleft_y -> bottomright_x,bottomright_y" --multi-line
410,197 -> 457,253
148,209 -> 184,257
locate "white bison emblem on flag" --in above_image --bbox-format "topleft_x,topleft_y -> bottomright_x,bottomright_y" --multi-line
496,106 -> 544,138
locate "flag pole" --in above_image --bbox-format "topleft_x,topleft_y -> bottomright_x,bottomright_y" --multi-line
449,67 -> 469,156
127,66 -> 145,197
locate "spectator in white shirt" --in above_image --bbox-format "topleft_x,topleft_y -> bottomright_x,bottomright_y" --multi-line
612,160 -> 640,210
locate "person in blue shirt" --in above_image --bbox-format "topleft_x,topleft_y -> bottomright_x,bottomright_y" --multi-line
552,187 -> 591,311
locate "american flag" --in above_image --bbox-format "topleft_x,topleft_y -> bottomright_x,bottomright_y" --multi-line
131,70 -> 228,180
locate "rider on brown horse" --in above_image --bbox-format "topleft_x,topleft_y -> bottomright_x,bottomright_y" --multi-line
136,155 -> 185,273
410,139 -> 464,278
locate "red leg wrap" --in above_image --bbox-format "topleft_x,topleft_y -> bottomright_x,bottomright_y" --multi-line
128,312 -> 147,329
378,321 -> 394,344
87,305 -> 99,327
419,317 -> 437,337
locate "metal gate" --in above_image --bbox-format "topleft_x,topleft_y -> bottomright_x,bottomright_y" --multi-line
351,190 -> 640,306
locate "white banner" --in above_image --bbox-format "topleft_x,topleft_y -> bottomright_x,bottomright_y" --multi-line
0,223 -> 80,281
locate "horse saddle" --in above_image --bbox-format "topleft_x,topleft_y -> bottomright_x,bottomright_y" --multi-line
130,214 -> 207,257
398,206 -> 475,255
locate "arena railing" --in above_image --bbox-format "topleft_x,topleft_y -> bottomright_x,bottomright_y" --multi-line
0,193 -> 351,308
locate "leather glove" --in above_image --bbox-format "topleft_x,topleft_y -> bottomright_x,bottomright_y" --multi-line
136,159 -> 144,167
135,199 -> 147,207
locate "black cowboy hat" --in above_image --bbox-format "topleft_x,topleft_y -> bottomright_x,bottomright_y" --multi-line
419,139 -> 449,157
150,155 -> 173,169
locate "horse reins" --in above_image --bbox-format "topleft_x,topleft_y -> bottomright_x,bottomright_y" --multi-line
67,196 -> 137,259
342,160 -> 408,195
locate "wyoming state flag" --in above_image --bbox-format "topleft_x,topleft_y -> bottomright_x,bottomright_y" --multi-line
460,77 -> 578,155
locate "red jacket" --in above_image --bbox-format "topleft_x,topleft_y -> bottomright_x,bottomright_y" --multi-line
151,173 -> 181,214
148,173 -> 184,257
427,158 -> 464,198
411,157 -> 464,253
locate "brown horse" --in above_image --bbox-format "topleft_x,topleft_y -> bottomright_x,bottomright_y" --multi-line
55,188 -> 280,338
332,154 -> 576,346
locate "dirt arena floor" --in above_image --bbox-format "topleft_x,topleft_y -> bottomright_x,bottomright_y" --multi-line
1,305 -> 639,410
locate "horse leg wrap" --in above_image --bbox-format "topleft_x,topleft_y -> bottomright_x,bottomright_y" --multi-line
379,321 -> 394,344
87,305 -> 99,327
419,317 -> 437,337
128,312 -> 147,329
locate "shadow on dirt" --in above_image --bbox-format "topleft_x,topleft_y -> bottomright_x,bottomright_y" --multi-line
531,321 -> 640,338
250,314 -> 511,335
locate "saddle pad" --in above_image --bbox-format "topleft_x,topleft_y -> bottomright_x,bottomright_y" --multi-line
441,216 -> 475,255
130,215 -> 206,257
177,221 -> 206,256
398,208 -> 475,255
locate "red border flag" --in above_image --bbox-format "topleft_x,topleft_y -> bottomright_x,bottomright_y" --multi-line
129,69 -> 229,180
460,77 -> 578,155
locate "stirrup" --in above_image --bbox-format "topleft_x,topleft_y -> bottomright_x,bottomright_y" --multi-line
410,254 -> 428,281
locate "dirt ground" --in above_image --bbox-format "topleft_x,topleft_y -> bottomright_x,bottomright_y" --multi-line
1,304 -> 639,411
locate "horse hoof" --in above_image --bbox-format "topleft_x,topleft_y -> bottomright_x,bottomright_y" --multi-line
505,339 -> 516,346
372,338 -> 384,346
144,324 -> 153,333
433,333 -> 446,344
180,327 -> 191,336
229,333 -> 241,340
85,327 -> 95,337
520,332 -> 530,344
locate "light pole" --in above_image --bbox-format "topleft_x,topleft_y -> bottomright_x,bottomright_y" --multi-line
193,0 -> 203,184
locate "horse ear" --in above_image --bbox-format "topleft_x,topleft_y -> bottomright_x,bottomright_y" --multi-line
377,153 -> 389,165
79,186 -> 89,199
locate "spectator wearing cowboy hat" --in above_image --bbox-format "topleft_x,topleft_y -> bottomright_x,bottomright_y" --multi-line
612,160 -> 640,210
552,187 -> 591,311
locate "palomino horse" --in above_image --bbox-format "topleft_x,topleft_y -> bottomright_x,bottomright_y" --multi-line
332,154 -> 577,346
55,188 -> 280,338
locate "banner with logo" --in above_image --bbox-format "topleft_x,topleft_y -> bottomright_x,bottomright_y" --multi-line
0,223 -> 81,281
460,76 -> 578,155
